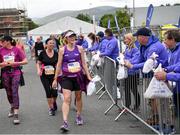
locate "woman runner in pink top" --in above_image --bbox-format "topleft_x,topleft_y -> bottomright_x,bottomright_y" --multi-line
0,36 -> 28,125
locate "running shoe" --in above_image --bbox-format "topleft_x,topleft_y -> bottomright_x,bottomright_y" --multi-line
53,102 -> 57,111
13,114 -> 20,124
75,115 -> 83,125
60,121 -> 69,132
49,108 -> 55,116
8,108 -> 14,118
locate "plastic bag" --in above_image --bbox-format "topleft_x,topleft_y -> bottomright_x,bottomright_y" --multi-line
168,81 -> 176,89
116,53 -> 125,65
87,75 -> 101,96
90,51 -> 100,66
143,52 -> 158,73
117,87 -> 121,99
87,81 -> 96,96
144,64 -> 173,99
117,65 -> 128,80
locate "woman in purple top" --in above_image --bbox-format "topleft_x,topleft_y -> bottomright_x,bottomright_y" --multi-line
0,35 -> 28,124
52,30 -> 92,132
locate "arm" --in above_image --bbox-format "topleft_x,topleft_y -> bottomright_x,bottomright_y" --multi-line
78,46 -> 92,80
52,47 -> 64,88
166,72 -> 180,82
36,61 -> 42,76
100,41 -> 116,57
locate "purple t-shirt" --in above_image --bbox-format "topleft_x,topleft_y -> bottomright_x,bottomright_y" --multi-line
0,46 -> 26,75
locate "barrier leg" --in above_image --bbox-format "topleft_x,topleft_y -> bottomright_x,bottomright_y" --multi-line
104,103 -> 115,115
96,85 -> 104,95
98,90 -> 107,100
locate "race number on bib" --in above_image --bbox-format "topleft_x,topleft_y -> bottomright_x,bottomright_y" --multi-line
44,65 -> 55,75
38,50 -> 43,56
67,62 -> 81,73
3,55 -> 15,63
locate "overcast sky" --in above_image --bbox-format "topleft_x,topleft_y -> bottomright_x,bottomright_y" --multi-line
0,0 -> 179,18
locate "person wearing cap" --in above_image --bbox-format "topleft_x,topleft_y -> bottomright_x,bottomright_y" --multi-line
125,27 -> 168,70
87,32 -> 99,52
0,35 -> 28,124
52,30 -> 92,132
76,34 -> 88,49
96,31 -> 108,53
36,38 -> 58,116
125,27 -> 168,125
155,29 -> 180,117
99,28 -> 119,61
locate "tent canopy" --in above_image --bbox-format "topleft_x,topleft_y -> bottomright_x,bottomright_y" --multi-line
28,16 -> 106,36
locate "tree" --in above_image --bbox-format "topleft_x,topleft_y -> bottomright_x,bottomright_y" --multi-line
99,10 -> 130,29
76,13 -> 92,23
25,18 -> 39,30
174,3 -> 180,6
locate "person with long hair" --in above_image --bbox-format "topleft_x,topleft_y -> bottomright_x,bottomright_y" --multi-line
52,30 -> 92,132
36,38 -> 58,116
123,33 -> 140,111
0,35 -> 28,124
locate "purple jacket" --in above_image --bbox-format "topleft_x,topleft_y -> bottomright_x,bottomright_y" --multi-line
132,35 -> 168,70
165,42 -> 180,93
98,38 -> 108,53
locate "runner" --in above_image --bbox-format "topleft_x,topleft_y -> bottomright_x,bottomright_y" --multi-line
36,38 -> 58,116
33,36 -> 44,62
52,30 -> 92,132
0,35 -> 28,124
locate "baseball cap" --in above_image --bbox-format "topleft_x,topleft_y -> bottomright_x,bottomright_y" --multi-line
133,27 -> 152,36
96,31 -> 104,38
65,31 -> 76,38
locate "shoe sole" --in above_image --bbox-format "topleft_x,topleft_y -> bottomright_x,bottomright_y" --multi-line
60,127 -> 69,132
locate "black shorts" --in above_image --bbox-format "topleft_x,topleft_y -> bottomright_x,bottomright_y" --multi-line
60,76 -> 80,91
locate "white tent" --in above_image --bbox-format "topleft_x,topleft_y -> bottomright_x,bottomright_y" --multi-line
28,16 -> 106,36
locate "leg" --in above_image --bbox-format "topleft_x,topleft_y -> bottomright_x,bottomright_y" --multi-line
75,91 -> 82,116
40,76 -> 54,109
62,89 -> 72,121
11,74 -> 21,114
2,73 -> 13,106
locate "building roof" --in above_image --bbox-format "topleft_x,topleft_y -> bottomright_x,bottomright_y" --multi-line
132,6 -> 180,26
28,16 -> 106,36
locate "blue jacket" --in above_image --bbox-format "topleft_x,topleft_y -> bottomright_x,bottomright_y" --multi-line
165,42 -> 180,72
124,47 -> 140,75
100,36 -> 119,61
87,42 -> 99,52
98,38 -> 108,53
76,39 -> 88,49
132,35 -> 168,70
165,42 -> 180,93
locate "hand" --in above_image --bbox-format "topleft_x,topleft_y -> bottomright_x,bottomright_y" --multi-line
7,62 -> 19,66
0,61 -> 9,68
52,79 -> 58,89
124,60 -> 133,69
154,71 -> 167,80
87,75 -> 92,81
37,69 -> 42,76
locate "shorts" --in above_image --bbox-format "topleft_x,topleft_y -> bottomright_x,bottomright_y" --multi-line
60,76 -> 80,91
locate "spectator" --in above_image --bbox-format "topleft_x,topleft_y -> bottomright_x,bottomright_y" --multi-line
76,34 -> 88,49
155,29 -> 180,116
50,35 -> 60,52
99,28 -> 119,61
123,33 -> 140,111
125,27 -> 168,125
96,31 -> 108,53
87,32 -> 98,52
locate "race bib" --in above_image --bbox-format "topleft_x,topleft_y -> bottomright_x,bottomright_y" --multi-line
3,55 -> 15,63
38,50 -> 43,56
44,65 -> 55,75
67,62 -> 81,73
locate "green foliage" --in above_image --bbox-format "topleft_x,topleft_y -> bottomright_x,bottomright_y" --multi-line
25,18 -> 39,30
76,13 -> 92,23
99,9 -> 130,29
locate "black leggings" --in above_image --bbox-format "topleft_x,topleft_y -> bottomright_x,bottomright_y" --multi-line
40,75 -> 57,98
